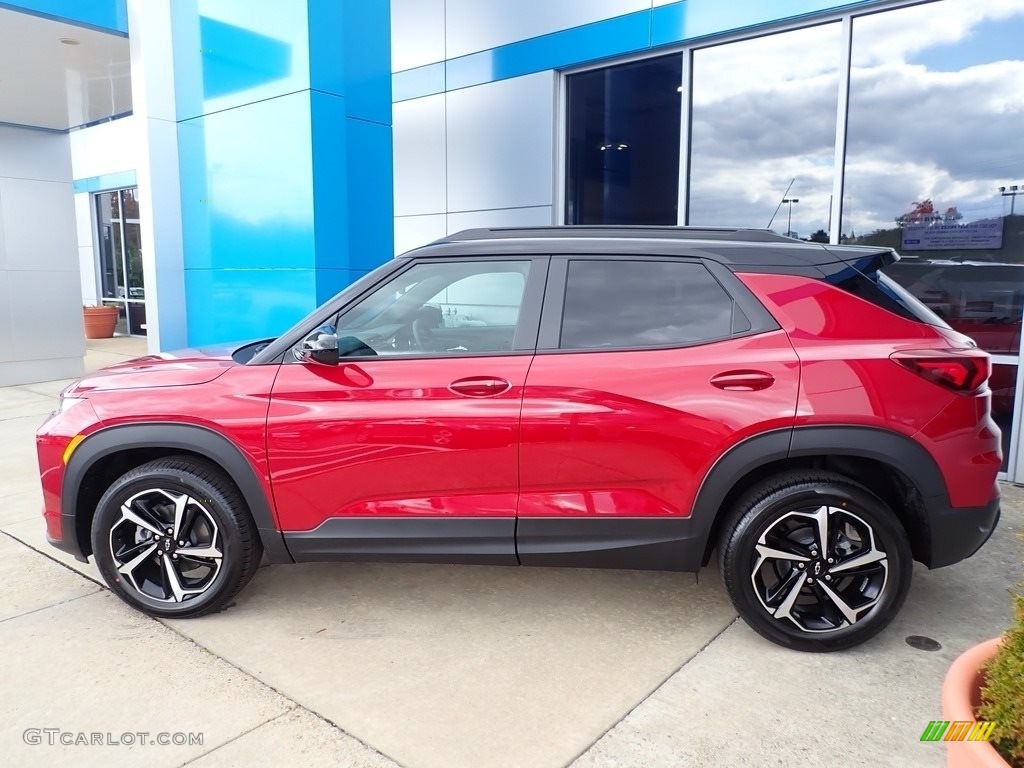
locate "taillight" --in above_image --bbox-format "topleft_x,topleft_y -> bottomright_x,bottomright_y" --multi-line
890,349 -> 990,393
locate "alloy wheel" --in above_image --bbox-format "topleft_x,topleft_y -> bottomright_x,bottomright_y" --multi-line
749,504 -> 888,633
108,488 -> 223,603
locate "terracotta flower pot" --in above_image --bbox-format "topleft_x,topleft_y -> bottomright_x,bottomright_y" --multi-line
83,306 -> 119,339
941,636 -> 1009,768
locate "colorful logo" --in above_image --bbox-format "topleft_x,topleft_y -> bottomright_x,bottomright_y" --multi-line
920,721 -> 997,742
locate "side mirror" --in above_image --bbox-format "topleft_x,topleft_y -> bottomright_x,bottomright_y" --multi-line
295,325 -> 339,366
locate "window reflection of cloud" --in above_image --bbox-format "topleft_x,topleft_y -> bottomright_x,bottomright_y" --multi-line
689,23 -> 841,236
843,0 -> 1024,235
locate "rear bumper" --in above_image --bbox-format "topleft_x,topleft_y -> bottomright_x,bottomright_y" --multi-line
924,492 -> 1000,569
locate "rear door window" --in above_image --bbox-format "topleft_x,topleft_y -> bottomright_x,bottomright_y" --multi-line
559,259 -> 748,350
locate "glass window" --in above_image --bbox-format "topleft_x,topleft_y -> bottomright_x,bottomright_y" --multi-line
992,362 -> 1017,471
565,55 -> 683,225
93,187 -> 146,336
688,23 -> 842,240
842,0 -> 1024,356
559,260 -> 742,350
334,261 -> 531,357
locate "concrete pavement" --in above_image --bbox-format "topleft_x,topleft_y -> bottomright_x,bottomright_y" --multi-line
0,337 -> 1021,767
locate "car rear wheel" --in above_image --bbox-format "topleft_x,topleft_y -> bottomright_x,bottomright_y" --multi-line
91,456 -> 262,618
719,470 -> 912,652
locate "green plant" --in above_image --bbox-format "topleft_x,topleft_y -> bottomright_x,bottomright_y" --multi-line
979,542 -> 1024,766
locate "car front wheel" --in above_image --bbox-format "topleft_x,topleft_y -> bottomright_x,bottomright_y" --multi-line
91,456 -> 262,618
719,470 -> 912,652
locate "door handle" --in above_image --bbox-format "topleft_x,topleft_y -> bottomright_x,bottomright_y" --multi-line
449,377 -> 512,397
709,370 -> 775,391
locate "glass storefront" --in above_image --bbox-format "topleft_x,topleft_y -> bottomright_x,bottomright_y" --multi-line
689,22 -> 842,239
95,187 -> 147,336
564,0 -> 1024,477
565,55 -> 682,225
842,0 -> 1024,475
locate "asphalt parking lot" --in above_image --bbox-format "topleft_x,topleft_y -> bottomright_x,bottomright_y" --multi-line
1,338 -> 1021,768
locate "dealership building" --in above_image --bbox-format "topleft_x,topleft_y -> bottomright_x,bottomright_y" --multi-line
0,0 -> 1022,471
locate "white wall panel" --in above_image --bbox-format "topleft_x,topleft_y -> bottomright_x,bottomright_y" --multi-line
7,269 -> 85,358
394,213 -> 447,255
393,94 -> 447,216
0,178 -> 77,271
79,246 -> 98,304
446,206 -> 553,233
391,0 -> 446,71
446,72 -> 555,213
73,193 -> 93,247
69,115 -> 140,180
445,0 -> 649,59
0,124 -> 72,182
0,125 -> 83,383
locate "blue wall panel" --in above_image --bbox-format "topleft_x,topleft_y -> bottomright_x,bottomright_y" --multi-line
0,0 -> 127,34
393,62 -> 445,103
72,169 -> 136,193
171,0 -> 311,123
446,11 -> 651,92
340,118 -> 395,272
173,0 -> 393,347
178,91 -> 315,273
394,0 -> 883,101
651,0 -> 870,46
310,0 -> 392,123
184,267 -> 318,345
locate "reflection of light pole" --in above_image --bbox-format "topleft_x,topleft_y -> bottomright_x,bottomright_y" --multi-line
1000,185 -> 1022,216
783,198 -> 800,237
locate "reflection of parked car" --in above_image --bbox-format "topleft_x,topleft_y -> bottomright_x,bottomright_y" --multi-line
885,261 -> 1022,419
38,227 -> 1001,652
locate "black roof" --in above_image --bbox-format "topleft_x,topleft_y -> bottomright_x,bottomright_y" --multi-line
408,226 -> 888,268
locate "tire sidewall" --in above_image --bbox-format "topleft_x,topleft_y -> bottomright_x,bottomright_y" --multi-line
91,467 -> 246,617
724,481 -> 912,652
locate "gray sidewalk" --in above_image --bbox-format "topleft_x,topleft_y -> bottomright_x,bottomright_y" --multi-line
1,338 -> 1021,767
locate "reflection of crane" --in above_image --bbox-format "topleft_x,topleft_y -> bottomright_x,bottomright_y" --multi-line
782,198 -> 800,238
1000,185 -> 1022,216
766,178 -> 796,230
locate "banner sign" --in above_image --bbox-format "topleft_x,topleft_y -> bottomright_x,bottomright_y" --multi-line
901,218 -> 1004,251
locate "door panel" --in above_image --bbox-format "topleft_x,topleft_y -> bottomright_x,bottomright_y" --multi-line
267,356 -> 532,533
518,331 -> 800,521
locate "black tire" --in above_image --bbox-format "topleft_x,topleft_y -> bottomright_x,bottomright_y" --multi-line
719,470 -> 912,652
91,456 -> 262,618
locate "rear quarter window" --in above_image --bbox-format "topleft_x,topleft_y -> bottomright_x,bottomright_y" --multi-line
827,262 -> 951,329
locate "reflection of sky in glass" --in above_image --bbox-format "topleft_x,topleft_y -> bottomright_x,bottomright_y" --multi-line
688,23 -> 842,238
843,0 -> 1024,237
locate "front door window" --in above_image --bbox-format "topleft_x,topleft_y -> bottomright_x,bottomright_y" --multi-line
333,260 -> 532,357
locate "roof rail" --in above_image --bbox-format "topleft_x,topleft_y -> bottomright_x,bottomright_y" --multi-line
440,225 -> 796,245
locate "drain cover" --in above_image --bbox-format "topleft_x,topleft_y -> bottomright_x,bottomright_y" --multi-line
905,635 -> 942,651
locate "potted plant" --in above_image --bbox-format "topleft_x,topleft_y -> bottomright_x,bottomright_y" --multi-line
942,535 -> 1023,767
82,303 -> 119,339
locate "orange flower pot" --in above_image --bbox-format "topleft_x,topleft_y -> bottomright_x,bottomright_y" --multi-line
941,637 -> 1009,768
83,306 -> 119,339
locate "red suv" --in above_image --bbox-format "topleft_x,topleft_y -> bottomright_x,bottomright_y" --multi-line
36,227 -> 1002,651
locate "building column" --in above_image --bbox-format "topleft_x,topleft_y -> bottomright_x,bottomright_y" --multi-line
166,0 -> 393,346
127,0 -> 189,352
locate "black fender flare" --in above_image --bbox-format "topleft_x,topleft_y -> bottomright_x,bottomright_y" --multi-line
62,422 -> 292,564
691,426 -> 948,564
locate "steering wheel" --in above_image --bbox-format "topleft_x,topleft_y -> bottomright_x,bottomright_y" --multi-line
412,317 -> 436,351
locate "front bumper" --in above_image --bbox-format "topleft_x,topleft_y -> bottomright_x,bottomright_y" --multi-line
924,493 -> 1000,568
47,516 -> 89,562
